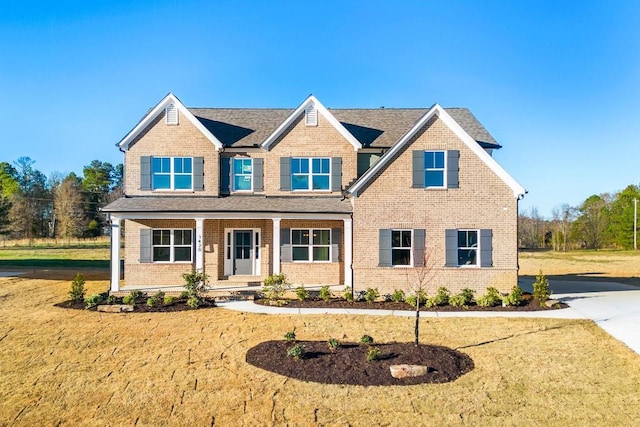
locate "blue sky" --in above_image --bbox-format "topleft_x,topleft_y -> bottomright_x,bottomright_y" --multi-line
1,0 -> 638,218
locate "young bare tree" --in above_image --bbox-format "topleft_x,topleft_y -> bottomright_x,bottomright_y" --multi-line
406,245 -> 437,346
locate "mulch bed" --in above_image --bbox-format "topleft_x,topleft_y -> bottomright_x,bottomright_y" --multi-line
246,340 -> 474,386
54,296 -> 216,312
255,293 -> 567,311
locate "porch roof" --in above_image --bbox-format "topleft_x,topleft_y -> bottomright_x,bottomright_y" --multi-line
102,195 -> 353,215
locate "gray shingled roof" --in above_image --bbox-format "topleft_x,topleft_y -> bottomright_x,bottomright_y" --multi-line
103,196 -> 352,214
189,107 -> 500,149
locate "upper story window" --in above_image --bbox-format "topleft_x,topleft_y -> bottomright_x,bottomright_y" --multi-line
391,229 -> 412,266
291,157 -> 330,191
291,228 -> 331,262
457,230 -> 478,266
412,150 -> 459,189
152,157 -> 193,190
424,151 -> 445,188
152,229 -> 192,262
233,158 -> 253,191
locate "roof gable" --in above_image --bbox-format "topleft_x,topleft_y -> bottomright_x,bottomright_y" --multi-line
118,93 -> 224,151
260,95 -> 362,151
347,104 -> 525,198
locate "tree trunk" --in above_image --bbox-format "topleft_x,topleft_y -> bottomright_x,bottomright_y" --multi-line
414,299 -> 420,346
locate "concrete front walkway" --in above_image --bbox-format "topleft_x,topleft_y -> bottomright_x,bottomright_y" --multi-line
219,278 -> 640,356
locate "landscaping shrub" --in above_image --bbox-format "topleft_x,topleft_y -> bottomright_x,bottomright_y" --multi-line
163,295 -> 175,306
182,270 -> 209,307
450,288 -> 475,307
476,287 -> 502,307
364,288 -> 380,303
105,295 -> 118,305
262,273 -> 290,301
391,289 -> 405,303
426,287 -> 449,308
327,338 -> 340,350
319,285 -> 332,302
295,285 -> 309,301
533,270 -> 552,306
69,273 -> 85,302
123,290 -> 143,306
286,343 -> 305,360
360,334 -> 374,345
179,291 -> 189,299
343,286 -> 354,302
84,294 -> 103,309
502,285 -> 524,307
284,330 -> 296,342
146,297 -> 158,307
405,290 -> 427,307
366,347 -> 381,361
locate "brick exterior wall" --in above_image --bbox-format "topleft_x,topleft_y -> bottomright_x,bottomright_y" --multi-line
352,116 -> 519,295
124,110 -> 220,196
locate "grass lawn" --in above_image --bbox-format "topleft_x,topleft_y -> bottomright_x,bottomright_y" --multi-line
1,268 -> 640,425
0,239 -> 110,269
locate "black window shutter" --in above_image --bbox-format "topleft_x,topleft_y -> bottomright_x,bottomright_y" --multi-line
220,157 -> 231,194
412,151 -> 424,188
378,229 -> 391,267
331,228 -> 341,262
280,157 -> 291,191
331,157 -> 342,192
253,158 -> 264,192
193,157 -> 204,191
140,156 -> 151,190
140,229 -> 152,263
413,229 -> 425,267
280,227 -> 291,262
445,229 -> 458,267
447,150 -> 459,189
480,229 -> 493,267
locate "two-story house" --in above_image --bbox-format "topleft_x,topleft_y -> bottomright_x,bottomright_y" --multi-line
103,93 -> 525,296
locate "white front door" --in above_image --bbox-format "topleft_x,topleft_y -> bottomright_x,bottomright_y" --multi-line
224,228 -> 260,276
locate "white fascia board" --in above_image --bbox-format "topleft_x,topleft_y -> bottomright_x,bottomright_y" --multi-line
118,93 -> 224,151
111,211 -> 352,221
261,95 -> 362,151
347,104 -> 526,199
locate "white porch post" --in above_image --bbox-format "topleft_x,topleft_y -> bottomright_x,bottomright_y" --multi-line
110,216 -> 121,292
272,218 -> 281,274
343,217 -> 353,288
195,218 -> 204,271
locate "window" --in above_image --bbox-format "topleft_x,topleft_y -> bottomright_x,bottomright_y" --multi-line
291,229 -> 331,262
233,158 -> 253,191
457,230 -> 478,266
391,230 -> 412,266
424,151 -> 445,188
291,157 -> 330,191
152,229 -> 192,262
152,157 -> 192,190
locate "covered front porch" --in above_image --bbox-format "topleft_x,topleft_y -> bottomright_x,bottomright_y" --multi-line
103,196 -> 354,294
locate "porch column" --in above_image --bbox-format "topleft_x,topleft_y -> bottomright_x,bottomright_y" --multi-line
343,217 -> 353,288
272,218 -> 281,274
195,218 -> 204,271
110,216 -> 121,292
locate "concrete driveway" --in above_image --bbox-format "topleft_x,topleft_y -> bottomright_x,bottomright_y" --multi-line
519,278 -> 640,355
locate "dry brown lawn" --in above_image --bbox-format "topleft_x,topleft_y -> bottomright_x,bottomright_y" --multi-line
520,250 -> 640,286
1,269 -> 639,426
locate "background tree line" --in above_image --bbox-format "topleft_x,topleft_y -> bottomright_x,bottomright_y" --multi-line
0,157 -> 122,241
519,184 -> 640,250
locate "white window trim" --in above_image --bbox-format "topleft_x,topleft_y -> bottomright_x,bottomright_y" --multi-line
232,158 -> 254,193
223,228 -> 261,276
152,229 -> 193,263
291,228 -> 332,263
424,150 -> 447,189
152,156 -> 194,191
457,229 -> 479,268
291,157 -> 331,192
391,229 -> 413,267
